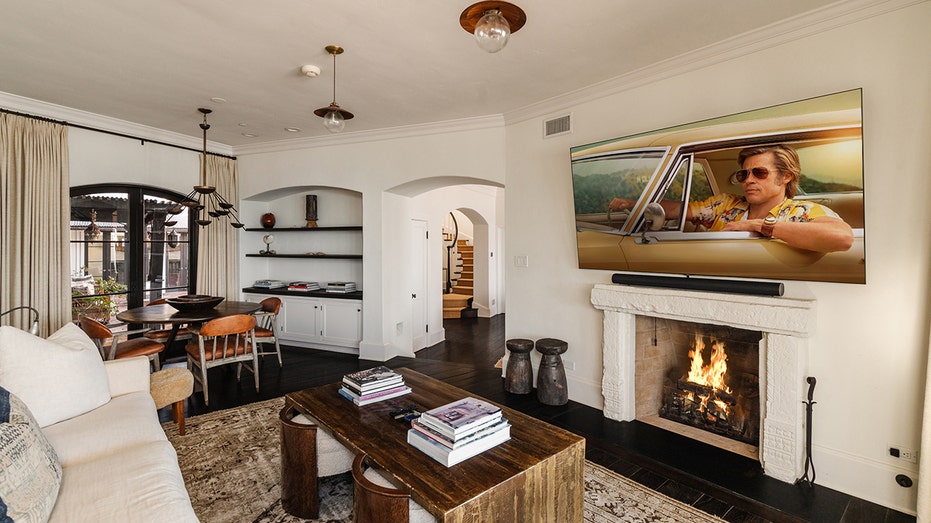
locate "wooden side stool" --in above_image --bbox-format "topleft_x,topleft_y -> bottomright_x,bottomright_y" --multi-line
535,338 -> 569,406
150,367 -> 194,435
504,338 -> 534,394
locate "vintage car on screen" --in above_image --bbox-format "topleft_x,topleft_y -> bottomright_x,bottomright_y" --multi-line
570,107 -> 865,284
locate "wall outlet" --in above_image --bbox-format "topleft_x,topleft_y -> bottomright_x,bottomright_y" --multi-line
563,359 -> 576,371
889,445 -> 919,464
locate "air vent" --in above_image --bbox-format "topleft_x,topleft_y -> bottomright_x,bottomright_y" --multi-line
543,114 -> 572,138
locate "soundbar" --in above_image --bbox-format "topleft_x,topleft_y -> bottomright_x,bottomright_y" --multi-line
611,273 -> 784,297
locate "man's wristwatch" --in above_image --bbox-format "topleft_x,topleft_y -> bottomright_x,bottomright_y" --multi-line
761,216 -> 777,237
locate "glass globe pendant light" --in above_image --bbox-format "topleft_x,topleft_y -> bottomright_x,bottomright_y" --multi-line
474,9 -> 510,53
459,2 -> 527,54
314,45 -> 354,133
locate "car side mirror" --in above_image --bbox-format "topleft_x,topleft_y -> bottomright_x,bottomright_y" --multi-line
643,203 -> 665,231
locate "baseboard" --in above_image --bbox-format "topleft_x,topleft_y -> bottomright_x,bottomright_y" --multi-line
811,445 -> 917,515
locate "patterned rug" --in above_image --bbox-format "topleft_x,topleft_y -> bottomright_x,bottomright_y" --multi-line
164,397 -> 724,522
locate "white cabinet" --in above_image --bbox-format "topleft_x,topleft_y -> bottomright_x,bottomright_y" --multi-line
243,292 -> 361,351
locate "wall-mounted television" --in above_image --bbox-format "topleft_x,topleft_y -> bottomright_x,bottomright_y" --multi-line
570,89 -> 865,284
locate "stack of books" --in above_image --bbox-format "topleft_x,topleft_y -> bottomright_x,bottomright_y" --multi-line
338,366 -> 411,406
326,281 -> 357,293
287,281 -> 320,292
407,397 -> 510,466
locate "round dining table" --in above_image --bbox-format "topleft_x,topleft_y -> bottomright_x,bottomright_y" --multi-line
116,300 -> 262,350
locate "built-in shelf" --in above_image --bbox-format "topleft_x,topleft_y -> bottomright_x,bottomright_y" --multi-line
242,287 -> 362,300
244,226 -> 362,232
245,253 -> 362,259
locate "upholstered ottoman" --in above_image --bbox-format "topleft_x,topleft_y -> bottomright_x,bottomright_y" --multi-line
150,367 -> 194,435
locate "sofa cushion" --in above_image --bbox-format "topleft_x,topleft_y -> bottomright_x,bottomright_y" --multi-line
42,391 -> 165,467
0,385 -> 63,523
0,324 -> 110,427
48,440 -> 199,523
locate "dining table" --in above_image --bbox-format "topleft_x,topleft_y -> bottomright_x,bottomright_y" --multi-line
116,300 -> 262,355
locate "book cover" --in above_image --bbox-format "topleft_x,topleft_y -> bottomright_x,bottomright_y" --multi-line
416,410 -> 503,440
340,384 -> 411,402
407,426 -> 511,467
411,418 -> 510,449
420,397 -> 502,436
343,366 -> 400,386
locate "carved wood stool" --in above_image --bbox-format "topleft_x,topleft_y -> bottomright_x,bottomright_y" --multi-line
504,338 -> 534,394
535,338 -> 569,406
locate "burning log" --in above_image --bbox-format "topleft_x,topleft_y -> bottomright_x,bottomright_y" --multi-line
676,378 -> 736,405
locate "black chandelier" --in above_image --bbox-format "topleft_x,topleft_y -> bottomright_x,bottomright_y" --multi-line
166,108 -> 244,228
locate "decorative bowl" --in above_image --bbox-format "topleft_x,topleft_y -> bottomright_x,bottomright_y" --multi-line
165,295 -> 225,312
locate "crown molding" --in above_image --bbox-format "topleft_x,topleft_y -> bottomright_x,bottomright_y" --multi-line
0,91 -> 233,156
503,0 -> 925,125
232,114 -> 504,156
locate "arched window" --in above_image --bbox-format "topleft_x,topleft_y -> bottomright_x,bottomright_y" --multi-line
69,184 -> 198,324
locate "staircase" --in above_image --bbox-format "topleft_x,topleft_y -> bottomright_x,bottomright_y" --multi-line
443,239 -> 474,318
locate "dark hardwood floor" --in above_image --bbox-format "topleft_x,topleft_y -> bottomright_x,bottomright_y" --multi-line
168,315 -> 915,523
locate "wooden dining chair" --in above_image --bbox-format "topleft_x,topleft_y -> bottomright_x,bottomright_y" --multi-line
253,297 -> 282,367
351,453 -> 436,523
185,314 -> 259,406
142,298 -> 192,345
79,316 -> 164,371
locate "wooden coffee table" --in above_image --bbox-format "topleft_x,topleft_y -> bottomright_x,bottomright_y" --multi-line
285,367 -> 585,523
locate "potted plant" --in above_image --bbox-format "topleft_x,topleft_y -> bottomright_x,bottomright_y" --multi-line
71,277 -> 126,323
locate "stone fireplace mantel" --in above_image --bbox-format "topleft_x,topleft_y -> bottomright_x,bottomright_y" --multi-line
591,282 -> 815,483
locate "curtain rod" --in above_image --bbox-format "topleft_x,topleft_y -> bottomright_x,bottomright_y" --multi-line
1,107 -> 236,160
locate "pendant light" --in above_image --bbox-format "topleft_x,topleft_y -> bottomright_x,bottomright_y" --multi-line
314,45 -> 354,133
166,108 -> 244,229
459,1 -> 527,53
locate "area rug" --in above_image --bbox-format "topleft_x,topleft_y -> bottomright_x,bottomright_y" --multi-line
164,397 -> 724,523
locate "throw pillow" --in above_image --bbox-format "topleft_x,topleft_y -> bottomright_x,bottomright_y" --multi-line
0,385 -> 63,522
0,323 -> 111,427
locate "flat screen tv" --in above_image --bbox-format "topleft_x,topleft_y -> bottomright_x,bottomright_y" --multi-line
570,89 -> 865,284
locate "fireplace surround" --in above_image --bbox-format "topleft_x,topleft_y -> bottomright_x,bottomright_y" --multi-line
591,282 -> 814,483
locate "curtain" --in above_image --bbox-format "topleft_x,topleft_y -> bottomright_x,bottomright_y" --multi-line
195,154 -> 240,298
918,322 -> 931,521
0,113 -> 70,335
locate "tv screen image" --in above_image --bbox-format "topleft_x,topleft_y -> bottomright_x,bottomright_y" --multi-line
570,89 -> 865,284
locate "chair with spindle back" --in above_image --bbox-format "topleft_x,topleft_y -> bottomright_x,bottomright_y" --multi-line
79,316 -> 164,371
185,314 -> 259,406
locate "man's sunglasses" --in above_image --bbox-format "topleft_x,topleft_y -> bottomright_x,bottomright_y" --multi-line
733,167 -> 774,183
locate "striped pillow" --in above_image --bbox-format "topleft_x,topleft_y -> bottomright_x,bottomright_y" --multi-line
0,385 -> 62,522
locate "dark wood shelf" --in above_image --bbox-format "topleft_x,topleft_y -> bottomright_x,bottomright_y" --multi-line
242,287 -> 362,300
245,253 -> 362,259
244,226 -> 362,232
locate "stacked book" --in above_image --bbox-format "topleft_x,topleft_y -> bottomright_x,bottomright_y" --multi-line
326,281 -> 357,293
338,366 -> 411,406
407,397 -> 510,467
287,281 -> 320,292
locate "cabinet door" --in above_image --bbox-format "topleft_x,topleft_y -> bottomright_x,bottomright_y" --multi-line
282,297 -> 323,342
321,300 -> 362,347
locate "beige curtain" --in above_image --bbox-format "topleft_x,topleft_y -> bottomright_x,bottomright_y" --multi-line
918,321 -> 931,521
195,153 -> 240,298
0,113 -> 70,335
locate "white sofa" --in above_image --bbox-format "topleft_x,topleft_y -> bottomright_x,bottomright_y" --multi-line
0,324 -> 198,522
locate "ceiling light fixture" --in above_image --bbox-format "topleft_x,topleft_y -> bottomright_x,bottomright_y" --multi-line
313,45 -> 354,133
166,108 -> 244,229
459,1 -> 526,53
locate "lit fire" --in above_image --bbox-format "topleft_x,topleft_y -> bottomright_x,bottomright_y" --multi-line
686,334 -> 731,413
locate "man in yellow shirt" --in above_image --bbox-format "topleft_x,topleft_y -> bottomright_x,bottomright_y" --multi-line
610,144 -> 854,253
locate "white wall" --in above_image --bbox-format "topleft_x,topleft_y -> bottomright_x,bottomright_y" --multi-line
504,3 -> 931,514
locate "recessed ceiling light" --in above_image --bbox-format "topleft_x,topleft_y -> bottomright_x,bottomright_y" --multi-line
238,123 -> 248,127
285,127 -> 301,133
210,97 -> 227,103
241,132 -> 258,138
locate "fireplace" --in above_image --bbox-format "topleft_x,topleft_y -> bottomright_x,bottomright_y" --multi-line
591,283 -> 814,483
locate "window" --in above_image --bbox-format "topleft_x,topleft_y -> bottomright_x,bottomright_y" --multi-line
70,185 -> 197,324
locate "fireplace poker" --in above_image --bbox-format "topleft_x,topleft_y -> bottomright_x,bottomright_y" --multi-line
795,376 -> 817,488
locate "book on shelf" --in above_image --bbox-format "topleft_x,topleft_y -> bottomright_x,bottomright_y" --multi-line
411,417 -> 510,450
418,397 -> 503,439
326,281 -> 357,293
338,384 -> 412,406
287,281 -> 320,291
407,425 -> 511,467
252,279 -> 286,289
342,366 -> 401,388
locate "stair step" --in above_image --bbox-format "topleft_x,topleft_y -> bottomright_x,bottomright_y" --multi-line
456,279 -> 473,288
451,287 -> 472,295
442,294 -> 471,307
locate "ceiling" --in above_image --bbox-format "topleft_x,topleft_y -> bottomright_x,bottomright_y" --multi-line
0,0 -> 843,147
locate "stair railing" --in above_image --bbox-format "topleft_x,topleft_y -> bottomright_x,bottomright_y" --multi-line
444,212 -> 459,294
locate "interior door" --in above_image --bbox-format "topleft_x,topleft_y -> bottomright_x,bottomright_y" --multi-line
410,219 -> 428,351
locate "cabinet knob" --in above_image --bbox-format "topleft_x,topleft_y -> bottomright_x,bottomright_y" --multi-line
411,293 -> 417,299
